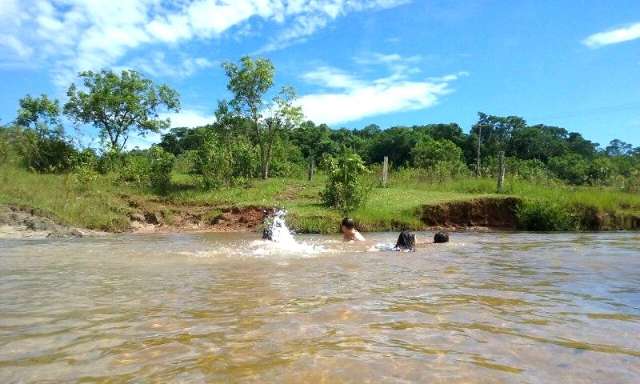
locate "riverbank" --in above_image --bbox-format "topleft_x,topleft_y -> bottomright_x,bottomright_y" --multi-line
2,165 -> 640,235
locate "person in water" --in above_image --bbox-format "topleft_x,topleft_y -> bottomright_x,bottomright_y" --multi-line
393,230 -> 449,250
395,230 -> 416,251
341,218 -> 365,241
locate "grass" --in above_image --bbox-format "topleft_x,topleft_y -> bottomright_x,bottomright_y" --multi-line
2,164 -> 640,233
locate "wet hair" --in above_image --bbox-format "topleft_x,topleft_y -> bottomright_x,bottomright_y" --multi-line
434,231 -> 449,243
341,217 -> 356,230
262,227 -> 273,241
395,230 -> 416,251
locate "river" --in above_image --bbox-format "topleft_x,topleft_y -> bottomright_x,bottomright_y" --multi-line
1,232 -> 639,383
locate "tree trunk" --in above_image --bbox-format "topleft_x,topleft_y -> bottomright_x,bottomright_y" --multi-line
476,125 -> 482,177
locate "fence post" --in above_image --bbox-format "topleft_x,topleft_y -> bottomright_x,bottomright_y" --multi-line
497,151 -> 505,193
308,157 -> 315,181
382,156 -> 389,187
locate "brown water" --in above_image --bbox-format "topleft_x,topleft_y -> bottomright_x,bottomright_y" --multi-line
1,232 -> 639,383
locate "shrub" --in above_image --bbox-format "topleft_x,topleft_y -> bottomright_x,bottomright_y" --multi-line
548,154 -> 590,185
411,137 -> 463,168
321,150 -> 369,214
516,199 -> 573,231
118,153 -> 151,186
72,164 -> 99,191
194,132 -> 232,189
148,146 -> 175,192
18,130 -> 78,173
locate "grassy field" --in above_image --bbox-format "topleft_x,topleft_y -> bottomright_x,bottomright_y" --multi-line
2,164 -> 640,233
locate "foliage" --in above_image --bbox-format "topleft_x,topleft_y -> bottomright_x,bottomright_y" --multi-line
64,69 -> 180,152
194,132 -> 232,189
16,94 -> 64,138
412,137 -> 463,168
18,129 -> 78,173
118,153 -> 151,186
222,57 -> 302,178
547,154 -> 590,185
516,199 -> 573,231
321,150 -> 370,214
148,146 -> 175,193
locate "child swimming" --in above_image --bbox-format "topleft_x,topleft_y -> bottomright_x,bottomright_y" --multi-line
341,218 -> 365,242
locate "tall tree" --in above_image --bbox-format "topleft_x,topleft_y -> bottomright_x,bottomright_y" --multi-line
222,56 -> 302,178
64,70 -> 180,152
16,94 -> 63,138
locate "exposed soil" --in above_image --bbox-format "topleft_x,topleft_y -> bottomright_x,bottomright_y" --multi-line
124,196 -> 273,233
421,197 -> 521,230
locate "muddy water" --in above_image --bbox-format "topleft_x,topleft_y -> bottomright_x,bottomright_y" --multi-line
1,232 -> 639,383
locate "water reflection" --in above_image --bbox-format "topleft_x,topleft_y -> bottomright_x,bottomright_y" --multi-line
1,232 -> 639,383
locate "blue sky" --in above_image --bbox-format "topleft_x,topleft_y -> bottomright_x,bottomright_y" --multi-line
1,0 -> 639,148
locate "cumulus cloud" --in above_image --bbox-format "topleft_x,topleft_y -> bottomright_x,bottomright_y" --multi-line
583,22 -> 640,48
161,109 -> 215,128
0,0 -> 410,84
297,55 -> 467,124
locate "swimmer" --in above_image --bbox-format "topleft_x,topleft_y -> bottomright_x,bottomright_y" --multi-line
341,218 -> 365,241
395,230 -> 416,251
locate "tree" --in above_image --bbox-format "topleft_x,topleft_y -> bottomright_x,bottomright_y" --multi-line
605,139 -> 633,157
411,137 -> 463,168
321,150 -> 369,215
16,94 -> 63,138
222,56 -> 302,178
64,70 -> 180,152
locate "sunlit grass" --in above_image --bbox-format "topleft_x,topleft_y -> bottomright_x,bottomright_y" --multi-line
2,165 -> 639,233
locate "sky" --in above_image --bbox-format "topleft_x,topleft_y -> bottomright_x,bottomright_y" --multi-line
1,0 -> 639,149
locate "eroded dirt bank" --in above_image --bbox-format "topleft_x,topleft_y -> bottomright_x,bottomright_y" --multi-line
420,197 -> 521,230
124,197 -> 273,233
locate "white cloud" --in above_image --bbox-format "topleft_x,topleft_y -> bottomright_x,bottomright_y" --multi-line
583,22 -> 640,48
162,109 -> 215,128
123,53 -> 215,78
1,0 -> 410,84
297,55 -> 467,124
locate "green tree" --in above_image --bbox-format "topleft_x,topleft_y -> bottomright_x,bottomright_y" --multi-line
148,146 -> 175,193
222,56 -> 302,179
64,70 -> 180,152
411,137 -> 463,168
321,150 -> 369,215
16,94 -> 63,138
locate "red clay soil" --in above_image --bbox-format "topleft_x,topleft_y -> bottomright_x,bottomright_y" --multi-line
421,197 -> 520,230
127,198 -> 273,233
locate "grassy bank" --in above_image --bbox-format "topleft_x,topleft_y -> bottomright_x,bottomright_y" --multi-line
2,165 -> 640,233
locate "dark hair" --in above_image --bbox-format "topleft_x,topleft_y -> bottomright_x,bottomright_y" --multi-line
262,227 -> 273,241
395,230 -> 416,250
341,217 -> 355,229
434,231 -> 449,243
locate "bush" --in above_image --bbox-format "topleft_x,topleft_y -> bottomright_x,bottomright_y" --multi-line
118,153 -> 151,186
412,137 -> 463,168
548,154 -> 590,185
18,130 -> 78,173
72,164 -> 99,191
321,150 -> 369,214
194,132 -> 232,189
516,199 -> 573,231
149,146 -> 175,192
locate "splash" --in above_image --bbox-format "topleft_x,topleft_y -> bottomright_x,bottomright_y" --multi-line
255,209 -> 325,257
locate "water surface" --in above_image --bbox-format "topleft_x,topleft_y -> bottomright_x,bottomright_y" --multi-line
1,232 -> 639,383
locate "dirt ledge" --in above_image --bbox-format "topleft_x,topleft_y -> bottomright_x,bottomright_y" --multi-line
421,197 -> 521,230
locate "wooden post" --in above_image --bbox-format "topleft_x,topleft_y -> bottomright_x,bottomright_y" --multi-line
476,125 -> 482,177
307,157 -> 315,181
382,156 -> 389,187
497,151 -> 505,193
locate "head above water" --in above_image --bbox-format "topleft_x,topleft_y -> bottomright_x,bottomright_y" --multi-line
341,218 -> 356,231
395,230 -> 416,251
434,231 -> 449,243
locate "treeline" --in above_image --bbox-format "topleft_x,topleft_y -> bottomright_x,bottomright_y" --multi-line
2,55 -> 640,197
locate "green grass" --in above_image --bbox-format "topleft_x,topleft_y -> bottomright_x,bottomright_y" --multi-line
2,165 -> 640,233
